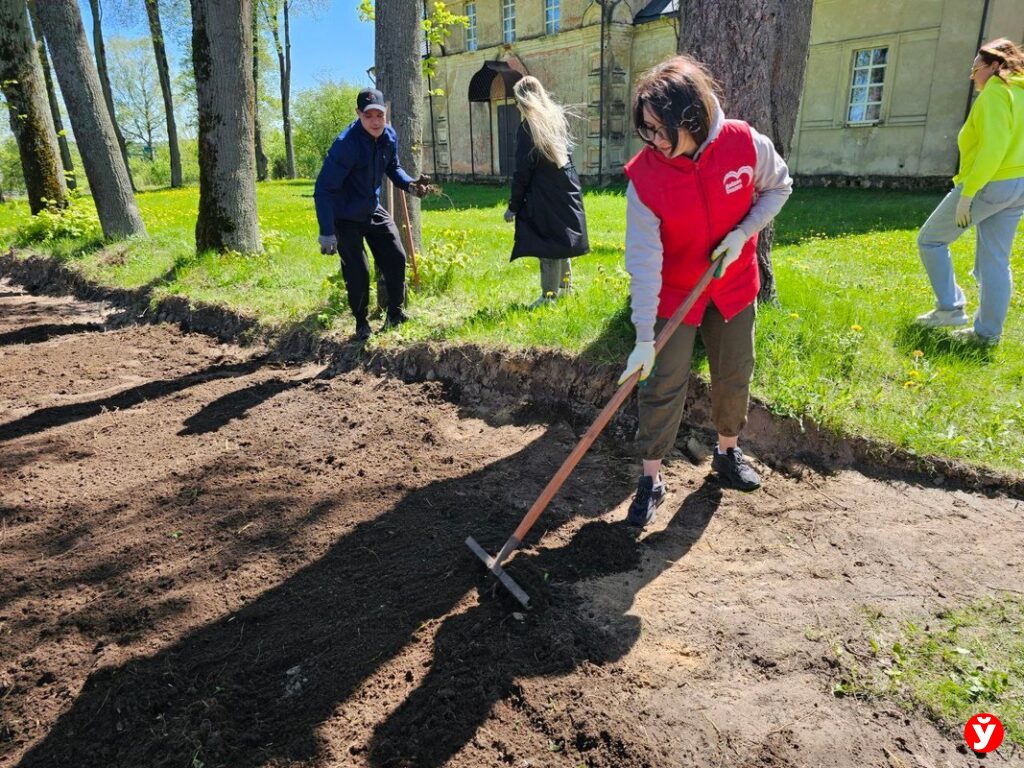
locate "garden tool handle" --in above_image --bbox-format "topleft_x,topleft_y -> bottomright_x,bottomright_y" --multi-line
509,253 -> 725,544
399,188 -> 421,289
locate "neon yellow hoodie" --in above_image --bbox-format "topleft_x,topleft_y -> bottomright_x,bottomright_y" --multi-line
954,73 -> 1024,197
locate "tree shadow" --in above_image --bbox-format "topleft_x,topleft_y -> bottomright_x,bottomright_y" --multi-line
0,322 -> 105,347
368,478 -> 723,767
0,357 -> 267,443
177,369 -> 327,436
14,425 -> 648,768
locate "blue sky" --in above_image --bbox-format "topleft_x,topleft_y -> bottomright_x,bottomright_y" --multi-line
78,1 -> 377,93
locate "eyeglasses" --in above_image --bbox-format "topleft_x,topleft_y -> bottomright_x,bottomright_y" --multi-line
637,121 -> 671,145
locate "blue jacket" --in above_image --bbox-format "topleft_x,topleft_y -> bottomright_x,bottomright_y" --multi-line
313,120 -> 415,234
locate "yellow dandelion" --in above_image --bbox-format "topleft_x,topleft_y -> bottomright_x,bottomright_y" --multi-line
851,324 -> 863,332
903,380 -> 916,388
789,312 -> 800,319
908,369 -> 920,378
912,350 -> 924,358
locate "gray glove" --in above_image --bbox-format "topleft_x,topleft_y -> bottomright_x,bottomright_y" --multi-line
319,234 -> 337,255
504,208 -> 515,223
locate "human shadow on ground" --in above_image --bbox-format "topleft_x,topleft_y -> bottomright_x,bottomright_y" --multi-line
367,478 -> 722,767
15,428 -> 718,768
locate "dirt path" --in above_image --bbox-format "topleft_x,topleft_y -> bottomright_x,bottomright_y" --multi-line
1,278 -> 1021,768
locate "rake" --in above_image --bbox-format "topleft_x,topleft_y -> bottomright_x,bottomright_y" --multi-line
466,254 -> 726,607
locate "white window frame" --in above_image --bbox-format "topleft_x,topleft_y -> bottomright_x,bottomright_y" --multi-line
545,0 -> 560,34
502,0 -> 516,43
465,2 -> 477,51
847,47 -> 887,125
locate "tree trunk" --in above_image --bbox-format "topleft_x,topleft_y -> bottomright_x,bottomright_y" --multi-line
678,0 -> 812,304
26,0 -> 75,191
88,0 -> 135,192
145,0 -> 182,188
191,0 -> 261,253
34,0 -> 145,238
282,0 -> 294,178
252,1 -> 268,181
0,0 -> 67,214
375,0 -> 423,252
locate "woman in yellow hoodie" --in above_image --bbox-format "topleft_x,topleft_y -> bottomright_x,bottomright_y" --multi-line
915,38 -> 1024,344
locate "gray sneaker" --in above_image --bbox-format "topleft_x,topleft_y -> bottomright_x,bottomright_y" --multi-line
627,474 -> 665,528
712,448 -> 761,492
914,308 -> 969,328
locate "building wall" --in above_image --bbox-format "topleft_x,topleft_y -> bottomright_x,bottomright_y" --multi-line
424,0 -> 653,181
790,0 -> 1024,179
424,0 -> 1024,183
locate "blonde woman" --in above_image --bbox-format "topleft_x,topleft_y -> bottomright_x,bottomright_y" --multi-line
504,76 -> 589,307
915,38 -> 1024,345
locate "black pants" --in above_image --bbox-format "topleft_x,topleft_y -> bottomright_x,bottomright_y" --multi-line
336,206 -> 407,322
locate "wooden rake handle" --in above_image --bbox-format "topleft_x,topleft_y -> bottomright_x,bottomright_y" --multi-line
508,254 -> 725,545
398,188 -> 421,289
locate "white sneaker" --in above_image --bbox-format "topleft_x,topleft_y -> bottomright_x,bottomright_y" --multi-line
951,328 -> 999,346
914,308 -> 969,328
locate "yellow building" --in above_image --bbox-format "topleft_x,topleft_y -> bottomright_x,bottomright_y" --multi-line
424,0 -> 1024,185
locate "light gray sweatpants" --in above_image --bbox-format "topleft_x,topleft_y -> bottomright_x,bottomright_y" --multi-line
918,178 -> 1024,340
539,258 -> 572,297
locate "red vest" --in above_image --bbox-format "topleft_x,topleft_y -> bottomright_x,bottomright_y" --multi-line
624,120 -> 760,325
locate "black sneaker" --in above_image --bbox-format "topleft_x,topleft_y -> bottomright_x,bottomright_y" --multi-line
627,474 -> 665,528
712,447 -> 761,491
355,321 -> 372,341
384,307 -> 409,328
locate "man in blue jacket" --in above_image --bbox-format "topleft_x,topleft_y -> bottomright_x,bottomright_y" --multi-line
314,88 -> 429,340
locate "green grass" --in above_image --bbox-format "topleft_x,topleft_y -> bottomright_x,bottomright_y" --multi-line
0,181 -> 1022,473
835,598 -> 1024,750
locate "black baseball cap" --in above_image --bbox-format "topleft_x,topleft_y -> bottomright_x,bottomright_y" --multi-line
357,88 -> 386,113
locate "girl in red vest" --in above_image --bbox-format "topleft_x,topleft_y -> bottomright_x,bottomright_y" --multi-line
618,55 -> 792,526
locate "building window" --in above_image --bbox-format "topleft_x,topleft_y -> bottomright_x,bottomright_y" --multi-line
465,2 -> 477,51
847,47 -> 887,124
502,0 -> 515,43
545,0 -> 560,34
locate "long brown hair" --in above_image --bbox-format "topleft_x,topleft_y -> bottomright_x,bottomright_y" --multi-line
632,54 -> 719,154
979,38 -> 1024,83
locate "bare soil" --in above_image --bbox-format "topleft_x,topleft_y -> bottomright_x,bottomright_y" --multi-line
1,278 -> 1022,768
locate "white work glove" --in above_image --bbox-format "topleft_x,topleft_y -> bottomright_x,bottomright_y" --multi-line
955,194 -> 973,228
711,227 -> 747,278
319,234 -> 338,255
618,341 -> 656,385
504,207 -> 515,223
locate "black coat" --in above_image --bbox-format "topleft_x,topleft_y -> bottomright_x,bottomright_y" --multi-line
509,122 -> 590,261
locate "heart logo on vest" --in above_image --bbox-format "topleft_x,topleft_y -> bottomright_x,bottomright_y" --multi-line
723,165 -> 754,195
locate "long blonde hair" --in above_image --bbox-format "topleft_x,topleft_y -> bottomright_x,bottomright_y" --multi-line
513,76 -> 574,168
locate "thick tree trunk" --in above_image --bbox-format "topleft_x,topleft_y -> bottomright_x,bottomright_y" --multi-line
145,0 -> 182,188
375,0 -> 423,251
252,1 -> 268,181
678,0 -> 813,304
191,0 -> 261,253
88,0 -> 135,192
0,0 -> 67,214
35,0 -> 145,238
26,0 -> 75,191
